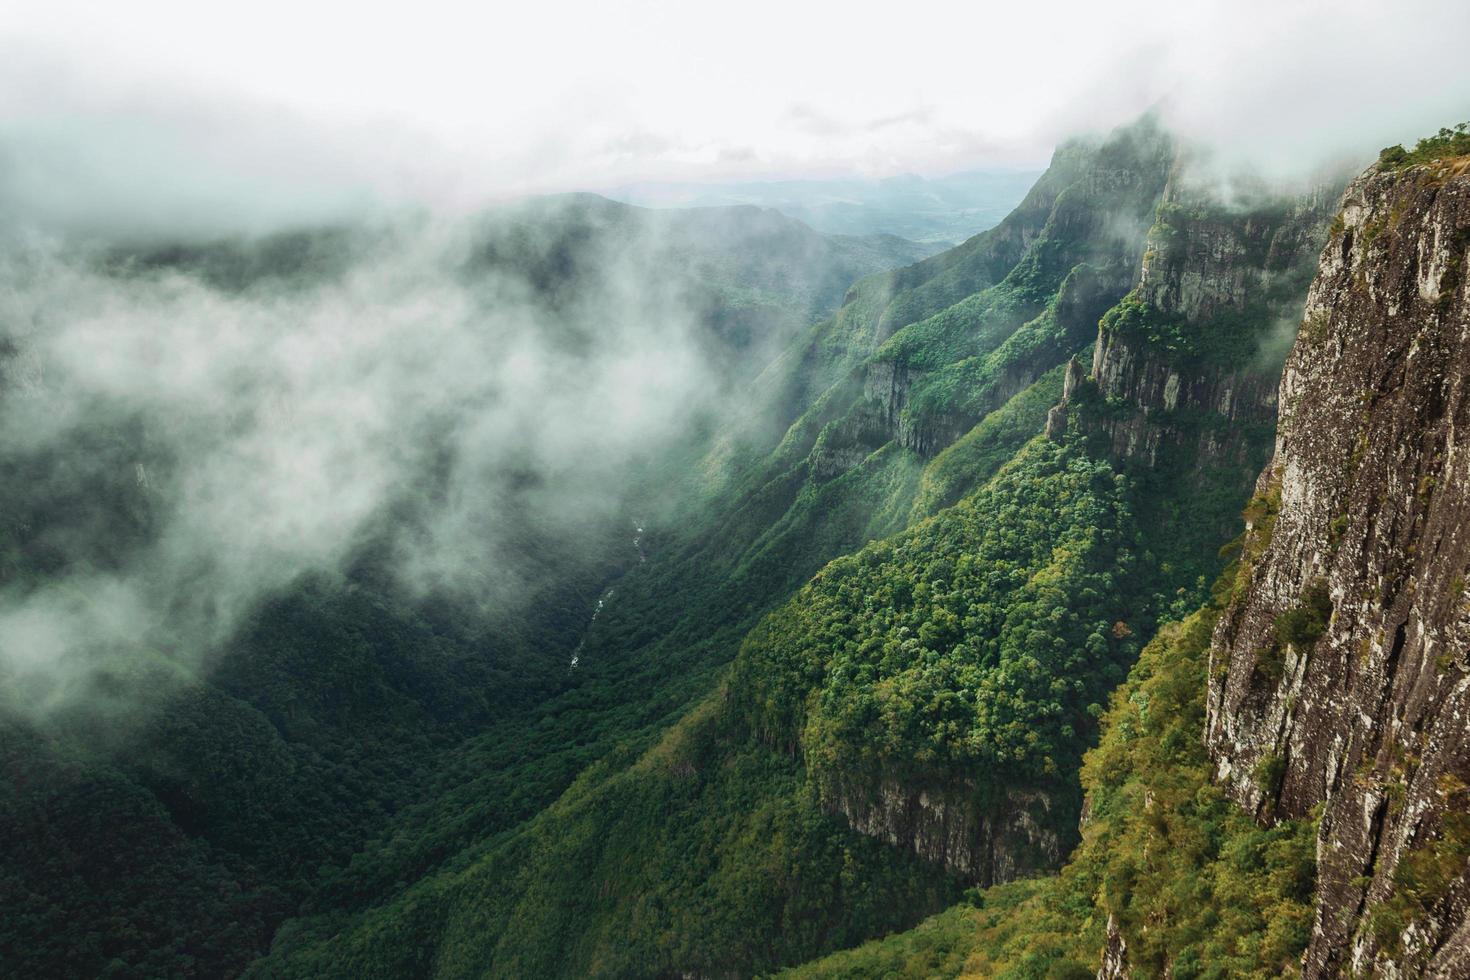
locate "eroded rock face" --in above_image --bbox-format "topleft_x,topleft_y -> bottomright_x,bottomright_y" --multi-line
1098,914 -> 1130,980
817,770 -> 1067,885
1205,158 -> 1470,977
861,358 -> 970,458
1085,178 -> 1337,470
1088,333 -> 1280,467
809,391 -> 895,479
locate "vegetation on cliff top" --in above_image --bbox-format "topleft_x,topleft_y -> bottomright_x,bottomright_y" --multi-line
733,434 -> 1140,811
1378,123 -> 1470,169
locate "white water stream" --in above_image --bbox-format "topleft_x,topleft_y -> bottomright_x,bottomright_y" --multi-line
569,518 -> 646,669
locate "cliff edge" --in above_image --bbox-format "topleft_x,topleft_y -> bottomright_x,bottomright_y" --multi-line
1206,153 -> 1470,977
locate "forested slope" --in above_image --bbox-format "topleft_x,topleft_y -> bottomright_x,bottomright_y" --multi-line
250,116 -> 1338,977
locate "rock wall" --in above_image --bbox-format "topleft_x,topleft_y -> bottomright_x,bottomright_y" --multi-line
1087,334 -> 1280,467
1083,178 -> 1337,470
861,358 -> 962,458
1205,157 -> 1470,977
1098,914 -> 1129,980
817,770 -> 1067,885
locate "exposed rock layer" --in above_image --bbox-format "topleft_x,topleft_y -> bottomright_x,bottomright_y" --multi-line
820,772 -> 1065,886
1086,179 -> 1336,470
1206,158 -> 1470,977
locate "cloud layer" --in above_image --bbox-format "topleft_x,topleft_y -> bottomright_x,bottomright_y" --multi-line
4,0 -> 1468,235
0,215 -> 721,716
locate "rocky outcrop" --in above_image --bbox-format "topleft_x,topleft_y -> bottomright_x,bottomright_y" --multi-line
1088,334 -> 1280,467
861,359 -> 968,457
1083,177 -> 1338,470
817,770 -> 1067,885
1098,914 -> 1130,980
808,392 -> 895,479
1046,357 -> 1088,440
1205,156 -> 1470,976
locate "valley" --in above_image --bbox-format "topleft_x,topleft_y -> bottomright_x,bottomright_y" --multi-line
4,108 -> 1470,979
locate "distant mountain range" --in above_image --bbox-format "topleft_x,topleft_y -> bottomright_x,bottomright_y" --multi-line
605,168 -> 1043,245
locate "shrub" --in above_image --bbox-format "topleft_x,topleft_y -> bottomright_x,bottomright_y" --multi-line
1378,123 -> 1470,170
1254,751 -> 1287,800
1274,578 -> 1332,649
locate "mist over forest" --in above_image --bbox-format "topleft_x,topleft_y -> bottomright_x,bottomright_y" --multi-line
0,195 -> 938,720
4,2 -> 1470,978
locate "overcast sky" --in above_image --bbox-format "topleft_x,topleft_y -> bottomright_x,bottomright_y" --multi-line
3,0 -> 1468,233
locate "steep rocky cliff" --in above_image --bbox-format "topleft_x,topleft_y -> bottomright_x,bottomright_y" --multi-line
818,772 -> 1065,884
1055,171 -> 1338,475
1206,155 -> 1470,976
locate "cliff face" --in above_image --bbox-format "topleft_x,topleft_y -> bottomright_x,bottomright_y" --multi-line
862,358 -> 944,455
1081,177 -> 1337,470
819,772 -> 1065,885
1205,158 -> 1470,977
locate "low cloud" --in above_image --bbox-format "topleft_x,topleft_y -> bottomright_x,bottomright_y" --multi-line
6,0 -> 1468,232
0,214 -> 722,718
